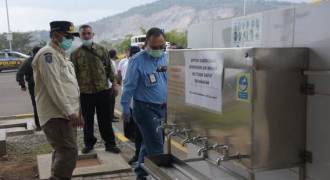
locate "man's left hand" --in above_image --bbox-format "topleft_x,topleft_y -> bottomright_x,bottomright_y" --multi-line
110,84 -> 119,97
121,113 -> 131,123
69,113 -> 84,128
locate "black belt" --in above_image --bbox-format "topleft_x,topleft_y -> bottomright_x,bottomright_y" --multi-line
134,99 -> 166,109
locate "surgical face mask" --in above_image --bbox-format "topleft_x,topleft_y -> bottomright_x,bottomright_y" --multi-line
82,38 -> 93,45
59,37 -> 73,51
149,49 -> 164,58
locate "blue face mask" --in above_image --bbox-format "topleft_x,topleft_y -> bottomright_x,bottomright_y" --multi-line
59,37 -> 73,51
82,39 -> 93,45
149,49 -> 164,58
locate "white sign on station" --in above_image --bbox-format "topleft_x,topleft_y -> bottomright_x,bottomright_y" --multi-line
6,33 -> 12,41
232,13 -> 262,47
184,51 -> 224,113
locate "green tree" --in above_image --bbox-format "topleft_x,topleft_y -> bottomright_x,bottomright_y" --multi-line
113,34 -> 133,54
12,32 -> 33,54
98,40 -> 114,50
0,33 -> 7,50
165,29 -> 187,48
35,40 -> 47,47
0,32 -> 33,54
139,26 -> 147,35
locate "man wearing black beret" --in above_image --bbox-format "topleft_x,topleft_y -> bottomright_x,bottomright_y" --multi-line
32,20 -> 83,179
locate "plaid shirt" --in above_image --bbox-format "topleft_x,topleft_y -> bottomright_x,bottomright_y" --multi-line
70,43 -> 116,93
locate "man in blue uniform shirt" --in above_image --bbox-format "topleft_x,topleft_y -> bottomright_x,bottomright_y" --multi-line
121,27 -> 167,180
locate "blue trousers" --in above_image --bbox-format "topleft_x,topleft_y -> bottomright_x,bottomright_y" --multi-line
132,100 -> 165,177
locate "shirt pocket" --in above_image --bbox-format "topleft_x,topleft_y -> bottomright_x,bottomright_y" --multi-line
144,73 -> 158,87
60,63 -> 68,78
60,61 -> 73,81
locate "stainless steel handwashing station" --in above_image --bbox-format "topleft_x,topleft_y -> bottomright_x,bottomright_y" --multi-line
142,48 -> 309,180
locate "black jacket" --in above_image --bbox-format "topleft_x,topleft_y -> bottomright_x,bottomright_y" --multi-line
16,57 -> 34,87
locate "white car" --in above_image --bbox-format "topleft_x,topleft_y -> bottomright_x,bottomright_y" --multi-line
0,50 -> 30,72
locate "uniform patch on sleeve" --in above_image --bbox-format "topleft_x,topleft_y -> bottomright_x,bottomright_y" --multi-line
44,53 -> 53,64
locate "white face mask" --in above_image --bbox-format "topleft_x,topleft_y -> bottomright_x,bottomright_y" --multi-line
82,38 -> 93,45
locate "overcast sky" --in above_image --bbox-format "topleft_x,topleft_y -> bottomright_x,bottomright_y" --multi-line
0,0 -> 314,33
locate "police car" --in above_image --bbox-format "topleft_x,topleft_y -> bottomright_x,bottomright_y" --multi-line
0,49 -> 30,72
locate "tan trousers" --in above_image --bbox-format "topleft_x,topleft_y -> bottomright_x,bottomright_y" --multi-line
43,118 -> 78,180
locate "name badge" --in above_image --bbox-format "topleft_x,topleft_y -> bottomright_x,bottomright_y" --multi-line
149,73 -> 157,84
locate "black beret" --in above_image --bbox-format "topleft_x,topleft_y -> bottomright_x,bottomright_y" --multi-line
129,46 -> 141,54
109,50 -> 117,58
50,21 -> 79,37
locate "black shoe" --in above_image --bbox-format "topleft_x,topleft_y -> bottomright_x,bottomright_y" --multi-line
128,155 -> 138,165
105,145 -> 121,154
112,118 -> 119,122
35,126 -> 42,131
136,175 -> 151,180
113,115 -> 119,119
81,146 -> 93,154
136,176 -> 146,180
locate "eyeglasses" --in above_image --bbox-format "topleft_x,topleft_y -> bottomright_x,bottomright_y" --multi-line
64,34 -> 74,40
59,32 -> 74,40
149,44 -> 166,50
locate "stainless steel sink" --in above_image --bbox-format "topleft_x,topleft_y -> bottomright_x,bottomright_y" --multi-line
141,154 -> 211,180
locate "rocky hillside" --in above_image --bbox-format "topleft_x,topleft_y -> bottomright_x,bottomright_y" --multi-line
31,0 -> 295,42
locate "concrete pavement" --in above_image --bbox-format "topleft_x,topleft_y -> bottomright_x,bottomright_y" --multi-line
0,108 -> 188,180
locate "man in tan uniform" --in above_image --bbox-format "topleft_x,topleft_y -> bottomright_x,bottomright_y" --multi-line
32,21 -> 83,179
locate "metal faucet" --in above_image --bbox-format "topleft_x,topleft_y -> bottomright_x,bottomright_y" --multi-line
178,128 -> 194,146
192,135 -> 208,142
213,143 -> 229,152
197,143 -> 228,156
154,117 -> 166,132
156,123 -> 175,133
216,152 -> 250,165
168,128 -> 192,138
181,138 -> 193,146
197,145 -> 214,156
167,128 -> 180,138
